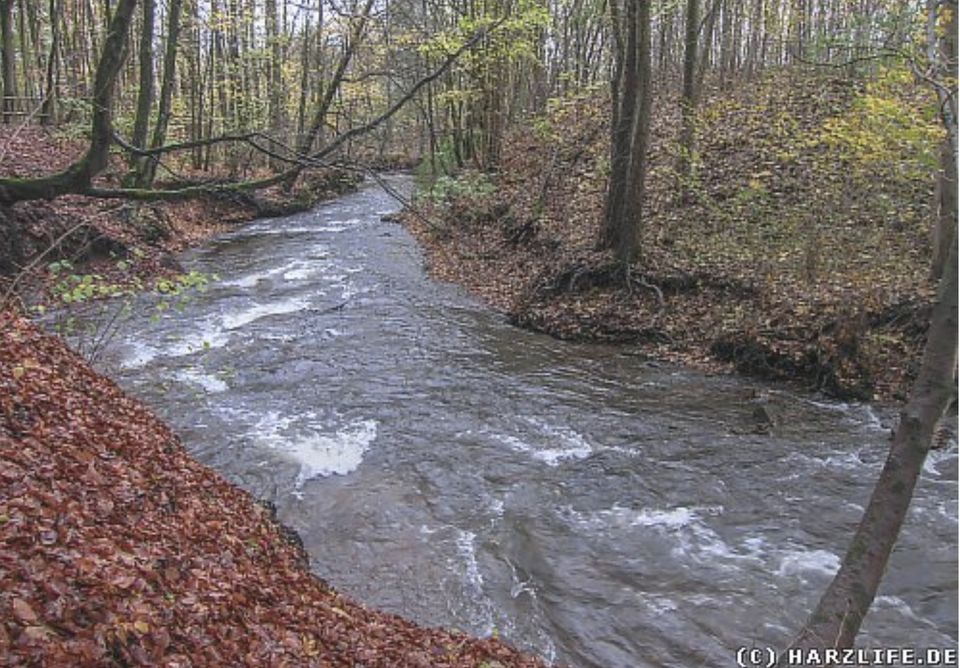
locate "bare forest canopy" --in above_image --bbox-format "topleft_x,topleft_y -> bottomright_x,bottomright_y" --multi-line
0,0 -> 952,203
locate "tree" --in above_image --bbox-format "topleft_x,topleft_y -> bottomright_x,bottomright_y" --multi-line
0,0 -> 498,206
0,0 -> 138,202
678,0 -> 701,200
134,0 -> 183,188
780,0 -> 958,657
126,0 -> 155,182
0,0 -> 17,123
601,0 -> 652,266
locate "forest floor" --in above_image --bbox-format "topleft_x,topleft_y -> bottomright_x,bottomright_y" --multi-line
0,128 -> 547,665
402,68 -> 942,402
0,311 -> 546,666
0,125 -> 361,309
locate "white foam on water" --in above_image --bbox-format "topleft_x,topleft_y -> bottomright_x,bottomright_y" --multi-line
629,507 -> 698,529
316,218 -> 362,232
456,530 -> 485,590
642,595 -> 678,614
252,410 -> 298,442
119,341 -> 159,369
923,442 -> 958,478
452,529 -> 496,636
162,326 -> 231,357
783,449 -> 873,472
222,296 -> 310,330
936,501 -> 959,523
821,450 -> 868,470
249,412 -> 377,489
287,419 -> 378,485
221,262 -> 294,288
489,419 -> 594,466
176,368 -> 227,393
282,267 -> 316,281
777,549 -> 840,578
240,225 -> 318,236
860,405 -> 888,432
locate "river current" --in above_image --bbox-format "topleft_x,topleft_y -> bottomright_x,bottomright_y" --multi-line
92,175 -> 957,667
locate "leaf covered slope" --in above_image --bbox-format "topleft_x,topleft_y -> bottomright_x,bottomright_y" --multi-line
405,69 -> 941,400
0,310 -> 547,667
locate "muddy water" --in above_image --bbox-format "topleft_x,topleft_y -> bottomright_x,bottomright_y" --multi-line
95,175 -> 957,667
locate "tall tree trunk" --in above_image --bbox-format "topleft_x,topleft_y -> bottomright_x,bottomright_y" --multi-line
41,0 -> 62,124
127,0 -> 154,182
602,0 -> 651,267
678,0 -> 700,200
137,0 -> 183,188
1,0 -> 18,122
931,0 -> 957,280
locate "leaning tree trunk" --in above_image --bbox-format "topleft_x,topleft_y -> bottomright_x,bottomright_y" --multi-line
780,236 -> 957,663
780,1 -> 958,656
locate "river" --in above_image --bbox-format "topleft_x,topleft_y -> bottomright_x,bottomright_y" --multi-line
91,175 -> 958,667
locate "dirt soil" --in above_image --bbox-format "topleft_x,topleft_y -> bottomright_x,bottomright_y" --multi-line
402,69 -> 941,402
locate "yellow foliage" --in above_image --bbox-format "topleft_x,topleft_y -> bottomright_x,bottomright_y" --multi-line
817,66 -> 944,179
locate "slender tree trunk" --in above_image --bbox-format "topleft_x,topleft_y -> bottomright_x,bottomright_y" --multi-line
137,0 -> 183,188
931,0 -> 957,280
678,0 -> 700,200
288,0 -> 375,187
41,0 -> 62,124
127,0 -> 154,182
1,0 -> 18,122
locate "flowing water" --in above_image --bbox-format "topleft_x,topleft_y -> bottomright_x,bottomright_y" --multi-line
92,175 -> 957,667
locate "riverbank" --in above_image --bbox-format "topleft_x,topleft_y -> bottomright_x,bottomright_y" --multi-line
0,309 -> 548,666
401,69 -> 941,402
0,125 -> 361,307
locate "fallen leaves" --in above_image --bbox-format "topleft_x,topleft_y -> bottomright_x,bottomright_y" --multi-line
403,70 -> 936,401
0,310 -> 549,667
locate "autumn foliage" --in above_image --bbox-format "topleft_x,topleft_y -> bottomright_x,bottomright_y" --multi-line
0,310 -> 546,667
405,69 -> 942,401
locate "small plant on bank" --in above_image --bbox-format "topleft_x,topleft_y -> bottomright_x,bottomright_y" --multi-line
38,256 -> 216,363
427,172 -> 497,205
